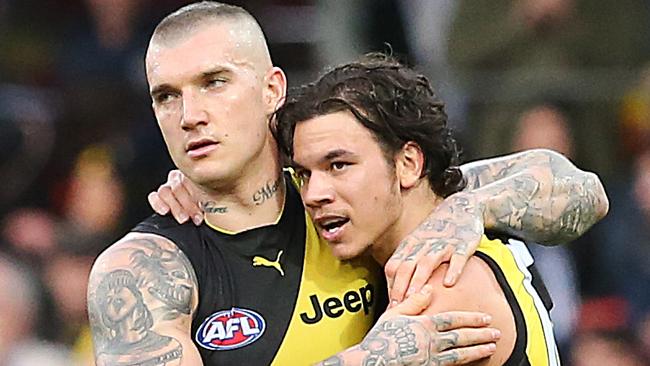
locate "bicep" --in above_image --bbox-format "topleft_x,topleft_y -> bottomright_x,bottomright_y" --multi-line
87,233 -> 203,366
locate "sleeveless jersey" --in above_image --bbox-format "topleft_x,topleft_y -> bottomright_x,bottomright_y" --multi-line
478,234 -> 561,366
133,176 -> 383,365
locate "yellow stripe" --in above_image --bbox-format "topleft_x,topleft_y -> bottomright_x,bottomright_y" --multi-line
270,214 -> 380,365
477,237 -> 550,365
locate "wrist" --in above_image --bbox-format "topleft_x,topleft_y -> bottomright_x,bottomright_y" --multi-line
456,190 -> 490,228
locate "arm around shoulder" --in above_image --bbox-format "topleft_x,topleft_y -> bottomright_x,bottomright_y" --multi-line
87,232 -> 204,366
462,148 -> 609,244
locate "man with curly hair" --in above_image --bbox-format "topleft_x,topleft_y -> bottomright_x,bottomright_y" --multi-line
273,54 -> 566,365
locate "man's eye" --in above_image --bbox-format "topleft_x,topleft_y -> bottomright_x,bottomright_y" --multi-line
207,78 -> 226,88
331,162 -> 349,171
155,93 -> 175,104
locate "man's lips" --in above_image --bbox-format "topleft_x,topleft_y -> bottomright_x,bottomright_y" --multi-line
186,138 -> 219,158
313,215 -> 350,242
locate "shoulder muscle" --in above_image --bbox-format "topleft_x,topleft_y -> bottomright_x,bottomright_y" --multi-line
425,257 -> 516,366
87,232 -> 202,366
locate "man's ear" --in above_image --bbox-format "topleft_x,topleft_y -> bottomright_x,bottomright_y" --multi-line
395,142 -> 425,189
263,66 -> 287,116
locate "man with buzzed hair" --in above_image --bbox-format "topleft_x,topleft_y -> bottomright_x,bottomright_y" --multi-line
88,3 -> 500,365
88,2 -> 608,365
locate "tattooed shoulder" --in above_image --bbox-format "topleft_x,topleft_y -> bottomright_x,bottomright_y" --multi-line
88,233 -> 198,366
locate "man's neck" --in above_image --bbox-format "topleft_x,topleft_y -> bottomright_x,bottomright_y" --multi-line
197,145 -> 287,233
372,183 -> 442,266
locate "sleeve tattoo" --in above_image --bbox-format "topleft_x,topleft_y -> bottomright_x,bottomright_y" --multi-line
315,315 -> 461,366
461,149 -> 609,244
88,236 -> 198,366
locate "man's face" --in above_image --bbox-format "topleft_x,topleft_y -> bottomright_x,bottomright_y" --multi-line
145,23 -> 274,186
292,111 -> 402,260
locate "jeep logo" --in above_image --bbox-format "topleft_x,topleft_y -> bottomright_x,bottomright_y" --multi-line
300,283 -> 374,324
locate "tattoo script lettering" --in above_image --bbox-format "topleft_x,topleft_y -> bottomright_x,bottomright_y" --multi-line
253,178 -> 281,205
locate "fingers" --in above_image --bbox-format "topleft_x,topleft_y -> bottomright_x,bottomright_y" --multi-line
430,311 -> 493,332
155,170 -> 203,225
444,253 -> 469,287
386,259 -> 416,305
434,343 -> 497,365
170,175 -> 203,225
437,328 -> 501,351
444,237 -> 480,287
384,256 -> 399,291
157,184 -> 189,224
148,191 -> 170,215
385,284 -> 434,317
406,246 -> 453,297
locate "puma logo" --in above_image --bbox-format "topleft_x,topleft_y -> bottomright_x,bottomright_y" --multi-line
252,250 -> 284,276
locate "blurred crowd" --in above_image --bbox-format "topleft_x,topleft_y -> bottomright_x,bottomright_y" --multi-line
2,0 -> 650,365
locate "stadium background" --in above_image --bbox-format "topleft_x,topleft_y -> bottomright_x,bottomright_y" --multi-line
1,0 -> 649,364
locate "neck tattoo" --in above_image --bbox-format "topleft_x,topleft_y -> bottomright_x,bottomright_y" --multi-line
253,178 -> 281,206
200,201 -> 228,214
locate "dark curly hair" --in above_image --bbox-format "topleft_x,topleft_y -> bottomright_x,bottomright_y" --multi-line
272,54 -> 465,197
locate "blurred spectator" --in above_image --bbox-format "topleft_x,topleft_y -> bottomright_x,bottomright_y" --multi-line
316,0 -> 411,69
590,149 -> 650,324
571,330 -> 647,366
620,63 -> 650,160
448,0 -> 649,177
511,104 -> 574,156
56,144 -> 126,254
571,297 -> 648,366
2,207 -> 58,262
52,0 -> 177,226
638,312 -> 650,361
510,103 -> 580,360
315,0 -> 467,134
0,86 -> 58,213
42,252 -> 96,364
0,252 -> 73,366
0,0 -> 60,85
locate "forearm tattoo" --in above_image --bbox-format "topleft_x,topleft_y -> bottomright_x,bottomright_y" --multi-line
461,149 -> 607,244
392,194 -> 484,261
88,237 -> 197,365
316,315 -> 461,366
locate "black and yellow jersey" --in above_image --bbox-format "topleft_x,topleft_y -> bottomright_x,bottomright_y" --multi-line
133,173 -> 383,365
478,234 -> 561,366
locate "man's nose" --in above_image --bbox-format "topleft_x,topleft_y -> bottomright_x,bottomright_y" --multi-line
302,171 -> 335,209
180,90 -> 208,130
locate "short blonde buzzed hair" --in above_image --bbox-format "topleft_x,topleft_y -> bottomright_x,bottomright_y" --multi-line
150,1 -> 271,68
151,1 -> 266,46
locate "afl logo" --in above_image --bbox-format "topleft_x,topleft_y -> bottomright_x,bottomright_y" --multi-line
195,308 -> 266,351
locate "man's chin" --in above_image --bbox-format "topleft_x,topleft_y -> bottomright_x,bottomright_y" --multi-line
184,167 -> 228,188
330,242 -> 364,261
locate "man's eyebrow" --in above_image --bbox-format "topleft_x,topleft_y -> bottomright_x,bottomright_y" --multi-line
322,149 -> 354,163
150,84 -> 175,97
291,149 -> 355,171
199,67 -> 230,80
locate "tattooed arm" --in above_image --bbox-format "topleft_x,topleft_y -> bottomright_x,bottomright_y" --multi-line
314,287 -> 500,366
461,148 -> 608,243
87,233 -> 203,366
386,148 -> 609,301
